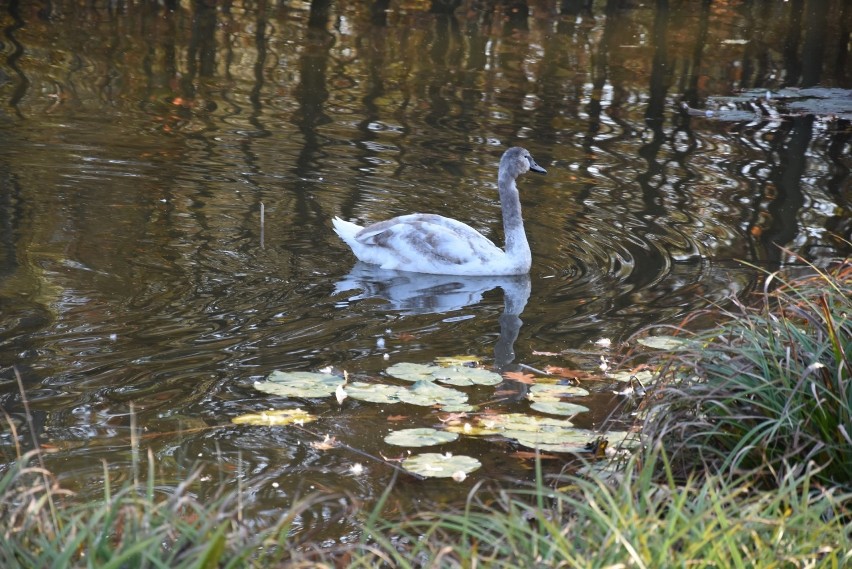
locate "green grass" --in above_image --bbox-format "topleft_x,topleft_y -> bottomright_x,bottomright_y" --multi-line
641,260 -> 851,489
356,449 -> 850,568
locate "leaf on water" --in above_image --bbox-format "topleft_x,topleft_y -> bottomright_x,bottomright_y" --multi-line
384,428 -> 459,447
386,415 -> 408,422
254,371 -> 345,398
402,453 -> 482,478
529,383 -> 590,400
386,362 -> 437,382
530,401 -> 590,416
434,355 -> 481,366
514,429 -> 633,454
231,408 -> 317,426
636,335 -> 689,350
543,366 -> 596,381
502,371 -> 536,384
510,450 -> 560,460
345,382 -> 405,404
311,435 -> 338,450
438,412 -> 469,423
388,361 -> 501,386
445,421 -> 502,436
608,370 -> 655,384
398,380 -> 469,407
432,366 -> 502,386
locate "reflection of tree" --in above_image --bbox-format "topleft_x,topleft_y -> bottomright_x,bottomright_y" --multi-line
761,116 -> 811,266
4,0 -> 29,116
290,0 -> 334,224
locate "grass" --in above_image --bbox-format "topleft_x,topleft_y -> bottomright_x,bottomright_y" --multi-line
640,259 -> 851,489
1,259 -> 850,567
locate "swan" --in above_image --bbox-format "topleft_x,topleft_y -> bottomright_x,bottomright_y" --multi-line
332,147 -> 546,276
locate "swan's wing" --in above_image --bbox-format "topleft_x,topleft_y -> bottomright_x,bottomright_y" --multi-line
355,214 -> 502,269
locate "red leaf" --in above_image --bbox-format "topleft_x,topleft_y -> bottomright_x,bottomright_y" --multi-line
502,371 -> 536,384
544,366 -> 596,380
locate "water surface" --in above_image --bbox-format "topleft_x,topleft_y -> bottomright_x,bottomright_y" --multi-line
0,0 -> 849,541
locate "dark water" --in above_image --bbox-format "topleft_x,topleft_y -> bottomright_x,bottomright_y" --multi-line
1,0 -> 849,539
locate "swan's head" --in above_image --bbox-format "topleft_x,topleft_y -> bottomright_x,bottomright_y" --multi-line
500,147 -> 547,178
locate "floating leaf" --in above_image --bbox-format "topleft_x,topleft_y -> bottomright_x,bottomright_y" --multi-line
432,366 -> 502,386
514,429 -> 633,453
512,429 -> 597,452
311,435 -> 338,450
543,366 -> 596,381
434,355 -> 481,366
445,421 -> 502,436
388,362 -> 501,386
608,370 -> 655,384
503,371 -> 536,384
384,428 -> 459,447
231,408 -> 316,426
636,336 -> 688,350
345,382 -> 404,404
386,362 -> 437,382
254,371 -> 344,398
402,453 -> 481,478
398,380 -> 468,407
529,383 -> 590,400
530,401 -> 590,416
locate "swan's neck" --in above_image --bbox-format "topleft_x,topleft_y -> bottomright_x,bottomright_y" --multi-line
498,172 -> 531,270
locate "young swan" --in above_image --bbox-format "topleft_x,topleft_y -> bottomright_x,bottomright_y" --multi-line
333,147 -> 546,276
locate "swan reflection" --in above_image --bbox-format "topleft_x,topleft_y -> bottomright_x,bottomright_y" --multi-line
334,263 -> 531,369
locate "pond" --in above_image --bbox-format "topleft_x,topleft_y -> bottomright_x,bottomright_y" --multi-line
1,0 -> 849,542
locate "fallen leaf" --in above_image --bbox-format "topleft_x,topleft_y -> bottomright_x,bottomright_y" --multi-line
438,412 -> 469,423
502,371 -> 536,384
386,415 -> 408,422
544,366 -> 596,381
396,332 -> 418,342
311,435 -> 339,450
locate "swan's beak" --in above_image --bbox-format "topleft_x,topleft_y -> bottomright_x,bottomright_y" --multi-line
528,157 -> 547,174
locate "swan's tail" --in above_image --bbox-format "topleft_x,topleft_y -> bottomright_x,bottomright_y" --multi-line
332,216 -> 363,247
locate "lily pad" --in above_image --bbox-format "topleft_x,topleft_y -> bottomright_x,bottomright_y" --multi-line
636,336 -> 689,350
387,362 -> 501,386
608,370 -> 655,384
345,382 -> 404,404
231,408 -> 317,426
254,371 -> 344,398
398,380 -> 468,407
402,453 -> 482,478
386,362 -> 437,382
434,355 -> 481,366
528,383 -> 589,401
384,428 -> 459,447
431,366 -> 502,386
530,401 -> 590,416
512,429 -> 599,452
514,429 -> 633,453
